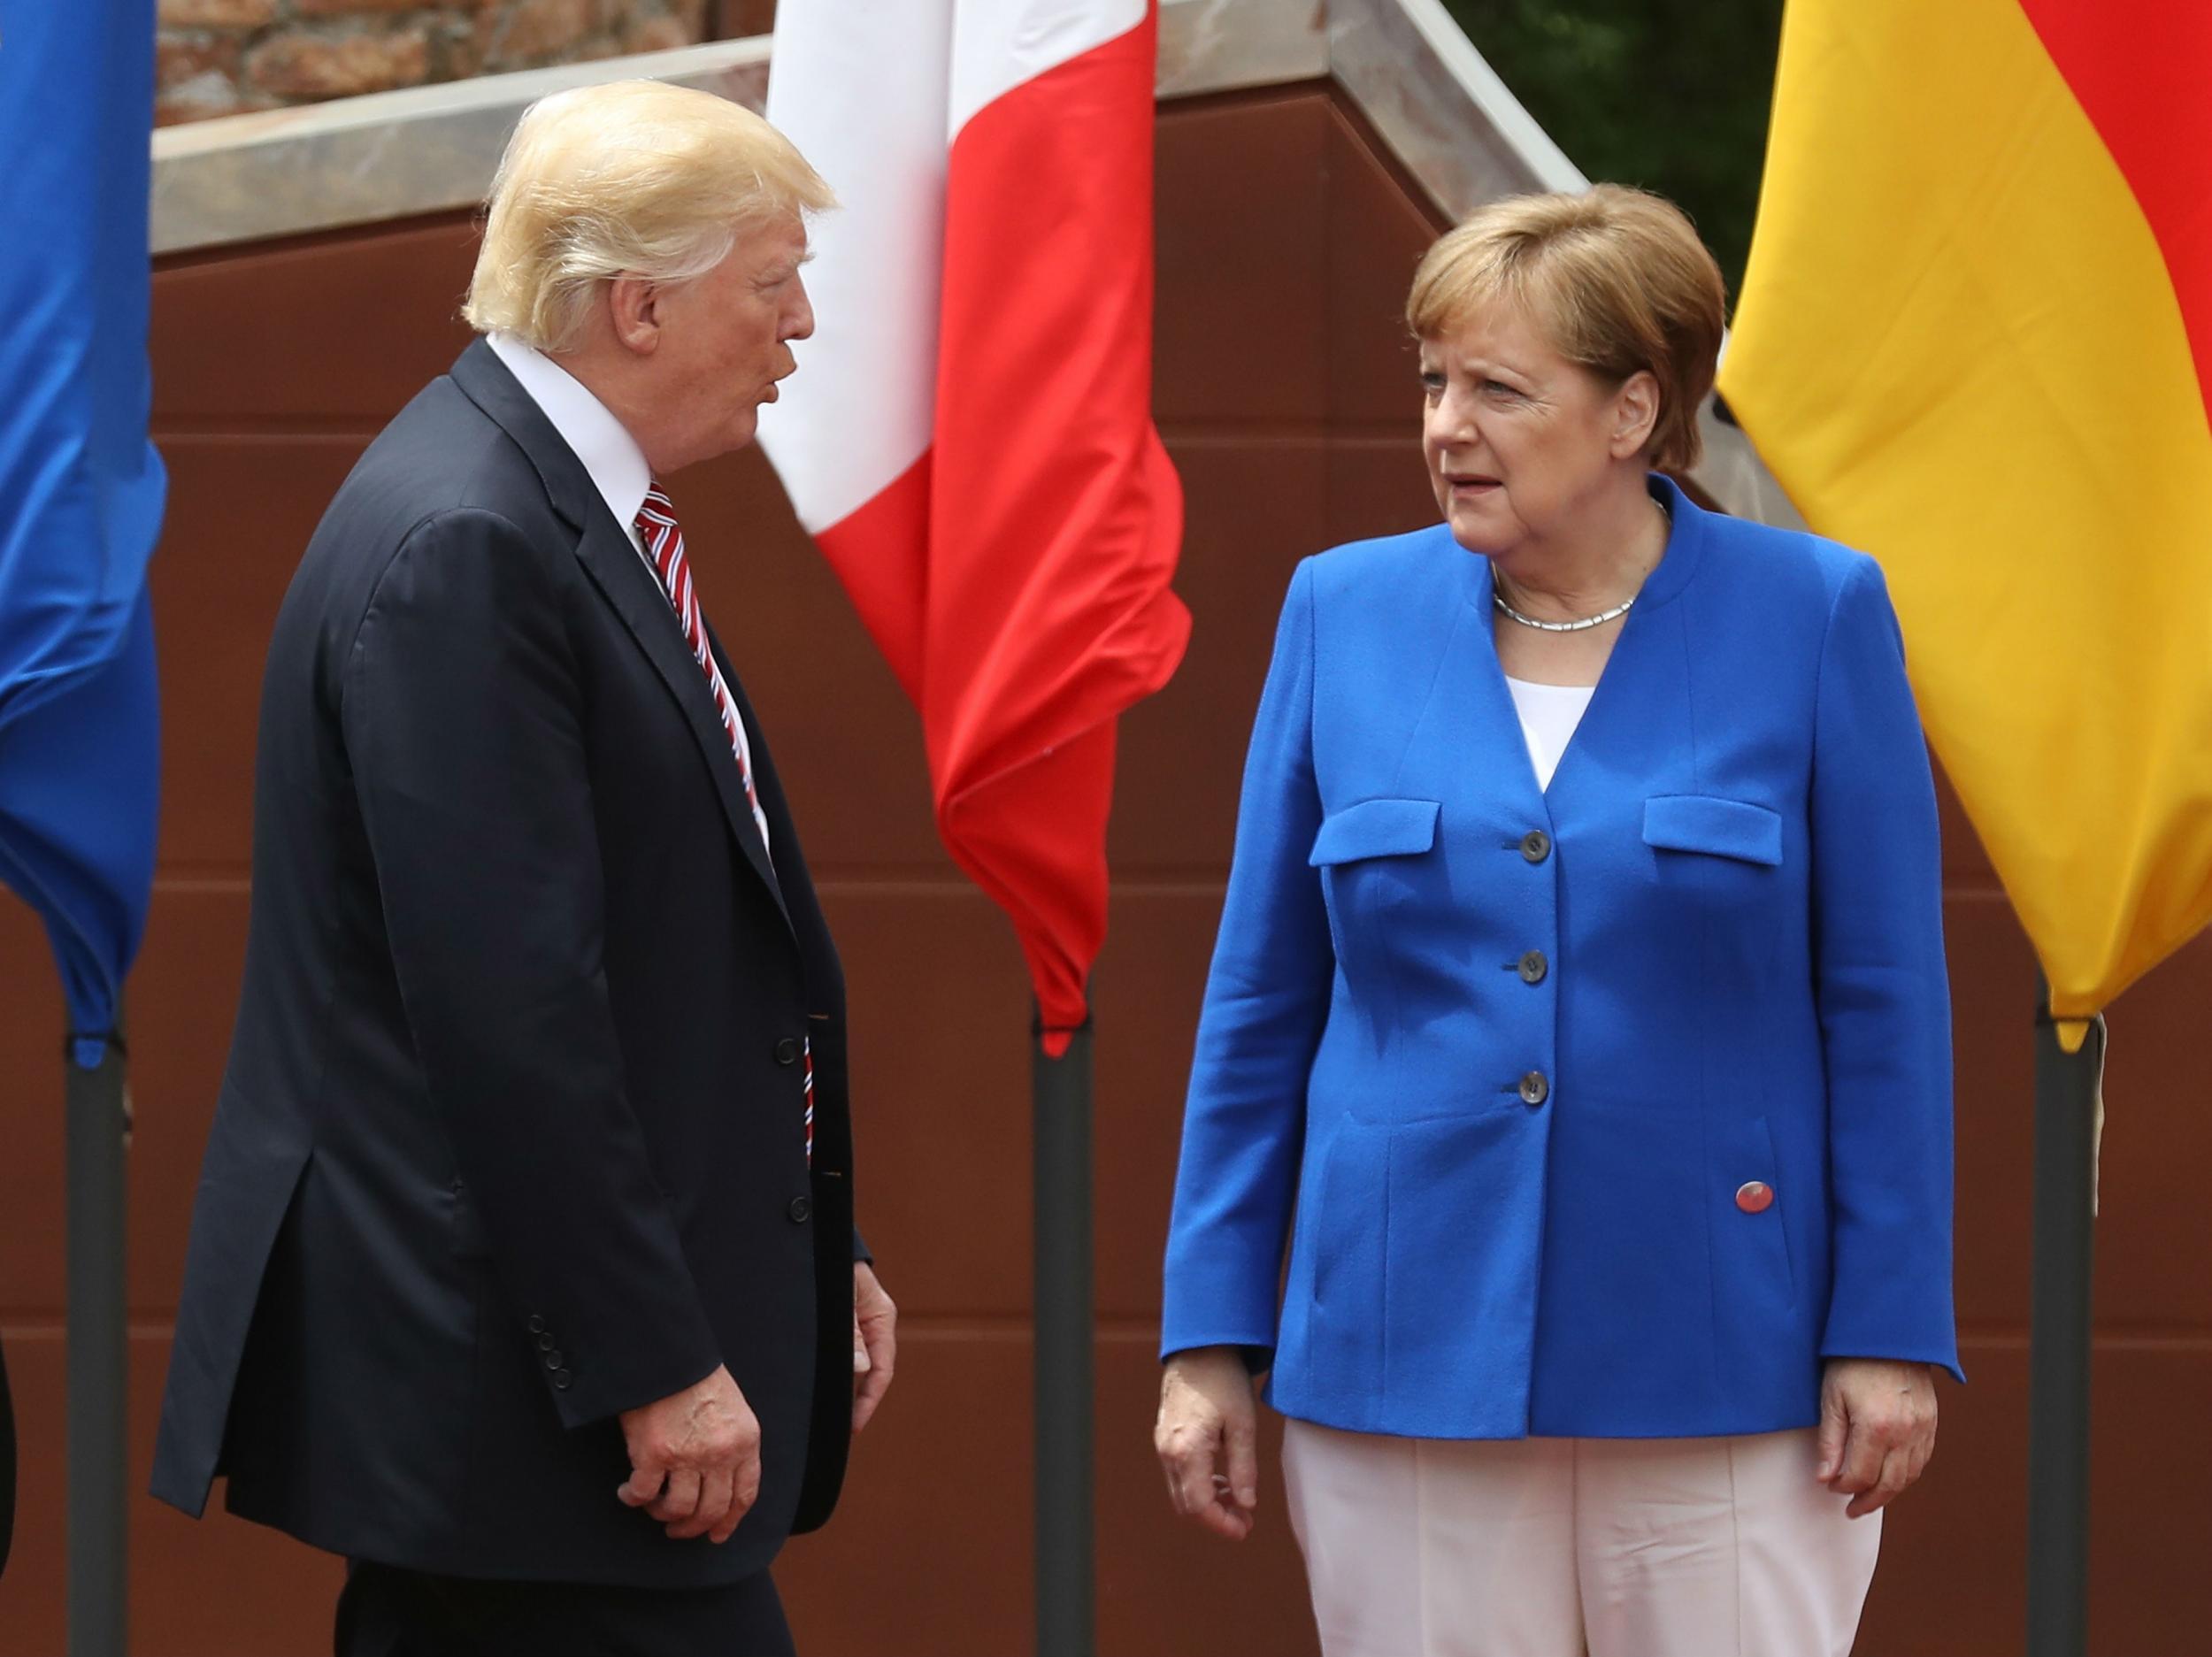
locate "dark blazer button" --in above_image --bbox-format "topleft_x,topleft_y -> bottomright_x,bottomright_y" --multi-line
1520,830 -> 1551,863
1736,1180 -> 1775,1214
774,1038 -> 801,1066
1518,1071 -> 1549,1107
526,1315 -> 546,1335
788,1196 -> 813,1224
536,1332 -> 556,1353
550,1369 -> 572,1391
543,1349 -> 565,1369
1517,950 -> 1548,985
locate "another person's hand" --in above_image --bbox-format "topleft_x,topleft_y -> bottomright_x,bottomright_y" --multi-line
853,1262 -> 897,1433
617,1364 -> 761,1543
1155,1346 -> 1260,1540
1817,1357 -> 1938,1519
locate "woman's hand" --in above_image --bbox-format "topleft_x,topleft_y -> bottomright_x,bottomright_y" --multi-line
1155,1346 -> 1261,1540
1817,1358 -> 1938,1518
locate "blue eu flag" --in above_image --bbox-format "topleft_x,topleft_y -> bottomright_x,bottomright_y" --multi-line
0,0 -> 166,1077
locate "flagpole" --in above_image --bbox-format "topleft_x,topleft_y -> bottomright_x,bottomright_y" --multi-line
2027,978 -> 2101,1657
1032,1010 -> 1095,1657
65,1032 -> 130,1657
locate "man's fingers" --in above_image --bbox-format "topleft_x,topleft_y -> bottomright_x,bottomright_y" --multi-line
669,1465 -> 735,1540
651,1466 -> 703,1523
853,1311 -> 871,1375
853,1354 -> 894,1433
618,1459 -> 666,1509
733,1440 -> 764,1519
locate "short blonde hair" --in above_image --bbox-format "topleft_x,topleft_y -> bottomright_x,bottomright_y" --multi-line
1406,185 -> 1725,472
465,81 -> 835,352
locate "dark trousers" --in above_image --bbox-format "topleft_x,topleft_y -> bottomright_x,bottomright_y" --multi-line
335,1560 -> 797,1657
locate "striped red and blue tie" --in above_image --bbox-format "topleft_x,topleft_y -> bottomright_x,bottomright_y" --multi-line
634,484 -> 811,1164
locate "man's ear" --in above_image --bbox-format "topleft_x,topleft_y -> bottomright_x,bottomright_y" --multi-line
607,274 -> 662,357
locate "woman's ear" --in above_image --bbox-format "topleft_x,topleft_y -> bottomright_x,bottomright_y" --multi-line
1611,369 -> 1661,459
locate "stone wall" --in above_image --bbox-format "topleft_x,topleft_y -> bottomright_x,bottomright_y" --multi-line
155,0 -> 779,126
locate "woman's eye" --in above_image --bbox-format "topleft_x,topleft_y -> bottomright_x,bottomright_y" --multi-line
1483,379 -> 1518,396
1418,372 -> 1446,394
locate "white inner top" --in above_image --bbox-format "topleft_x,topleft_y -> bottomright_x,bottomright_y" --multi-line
1505,676 -> 1595,793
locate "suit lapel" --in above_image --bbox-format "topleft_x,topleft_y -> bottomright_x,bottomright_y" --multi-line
572,518 -> 795,939
1384,557 -> 1555,830
446,339 -> 794,940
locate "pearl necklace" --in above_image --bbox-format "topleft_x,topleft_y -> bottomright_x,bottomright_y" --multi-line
1491,498 -> 1668,633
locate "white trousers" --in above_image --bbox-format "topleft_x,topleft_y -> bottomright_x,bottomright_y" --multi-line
1281,1420 -> 1880,1657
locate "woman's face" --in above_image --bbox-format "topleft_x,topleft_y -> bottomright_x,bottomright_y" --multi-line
1419,297 -> 1647,560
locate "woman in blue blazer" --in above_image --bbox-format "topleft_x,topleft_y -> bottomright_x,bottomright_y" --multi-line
1155,187 -> 1959,1656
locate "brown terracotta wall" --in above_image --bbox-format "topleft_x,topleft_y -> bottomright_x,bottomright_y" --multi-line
2,85 -> 2208,1653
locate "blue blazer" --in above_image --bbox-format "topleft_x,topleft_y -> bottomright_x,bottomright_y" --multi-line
1161,476 -> 1961,1440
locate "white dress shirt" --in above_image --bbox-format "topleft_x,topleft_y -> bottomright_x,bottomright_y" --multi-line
487,332 -> 653,555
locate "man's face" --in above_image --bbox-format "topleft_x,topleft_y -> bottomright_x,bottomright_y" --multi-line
646,213 -> 815,472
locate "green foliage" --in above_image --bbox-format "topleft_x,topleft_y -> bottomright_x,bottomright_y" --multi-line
1443,0 -> 1785,306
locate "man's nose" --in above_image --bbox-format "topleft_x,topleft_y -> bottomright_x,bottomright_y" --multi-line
784,276 -> 817,343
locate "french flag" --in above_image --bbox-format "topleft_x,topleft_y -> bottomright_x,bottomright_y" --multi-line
762,0 -> 1188,1053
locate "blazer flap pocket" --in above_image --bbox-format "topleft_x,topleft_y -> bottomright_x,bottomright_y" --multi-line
1310,797 -> 1441,866
1642,795 -> 1784,866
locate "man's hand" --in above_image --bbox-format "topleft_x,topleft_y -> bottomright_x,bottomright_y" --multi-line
1155,1346 -> 1260,1541
617,1364 -> 760,1543
852,1262 -> 897,1433
1817,1357 -> 1939,1519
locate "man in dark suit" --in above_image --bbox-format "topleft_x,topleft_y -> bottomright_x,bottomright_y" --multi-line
150,81 -> 894,1656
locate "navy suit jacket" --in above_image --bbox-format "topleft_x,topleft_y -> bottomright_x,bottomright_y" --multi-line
1162,476 -> 1960,1439
150,341 -> 858,1584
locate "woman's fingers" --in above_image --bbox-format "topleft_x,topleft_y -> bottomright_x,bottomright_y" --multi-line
1223,1400 -> 1260,1512
1847,1446 -> 1912,1519
1815,1382 -> 1849,1483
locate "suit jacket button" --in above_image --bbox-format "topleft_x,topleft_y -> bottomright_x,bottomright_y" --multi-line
550,1369 -> 572,1391
1520,830 -> 1551,863
1517,950 -> 1548,984
788,1196 -> 814,1224
527,1315 -> 546,1335
536,1332 -> 557,1353
775,1038 -> 801,1066
1518,1071 -> 1549,1107
543,1349 -> 565,1369
1736,1180 -> 1775,1214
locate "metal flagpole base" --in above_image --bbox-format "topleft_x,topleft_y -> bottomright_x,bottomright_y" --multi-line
65,1034 -> 130,1657
2027,984 -> 2101,1657
1033,1012 -> 1095,1657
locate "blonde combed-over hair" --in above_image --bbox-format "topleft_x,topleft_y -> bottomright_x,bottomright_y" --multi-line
465,80 -> 835,353
1406,184 -> 1726,473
